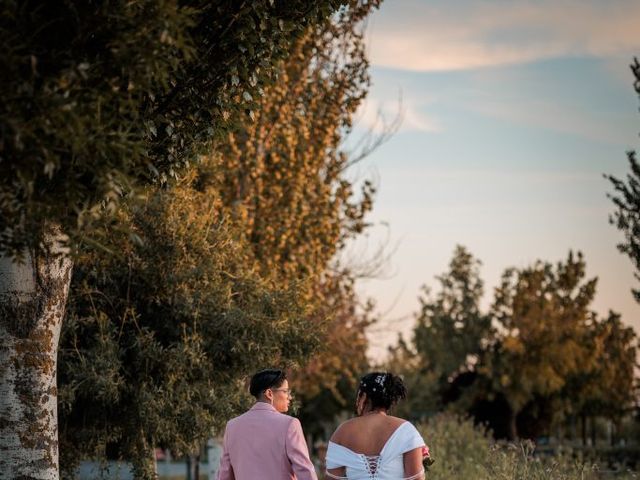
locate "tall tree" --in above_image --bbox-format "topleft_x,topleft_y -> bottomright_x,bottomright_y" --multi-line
607,57 -> 640,302
487,252 -> 597,439
57,0 -> 382,475
414,246 -> 490,385
393,246 -> 491,420
565,311 -> 638,443
291,274 -> 373,442
59,166 -> 318,478
213,0 -> 383,435
0,2 -> 351,478
214,1 -> 378,289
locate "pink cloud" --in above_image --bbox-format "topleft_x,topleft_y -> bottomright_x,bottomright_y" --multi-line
369,0 -> 640,71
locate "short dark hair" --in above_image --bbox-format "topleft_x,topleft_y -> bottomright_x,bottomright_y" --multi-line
358,371 -> 407,410
249,369 -> 287,398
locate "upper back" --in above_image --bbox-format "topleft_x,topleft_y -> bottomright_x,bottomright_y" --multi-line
331,414 -> 406,456
326,417 -> 426,480
224,404 -> 298,478
228,403 -> 292,437
225,404 -> 295,458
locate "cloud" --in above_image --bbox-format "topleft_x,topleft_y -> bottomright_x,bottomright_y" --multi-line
468,94 -> 636,145
355,96 -> 442,134
369,0 -> 640,72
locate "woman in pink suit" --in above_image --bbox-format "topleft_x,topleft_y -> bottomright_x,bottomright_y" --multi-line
217,369 -> 318,480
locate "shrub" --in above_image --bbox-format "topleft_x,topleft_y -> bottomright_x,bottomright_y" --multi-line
417,414 -> 636,480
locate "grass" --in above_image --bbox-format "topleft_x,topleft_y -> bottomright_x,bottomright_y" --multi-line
418,414 -> 638,480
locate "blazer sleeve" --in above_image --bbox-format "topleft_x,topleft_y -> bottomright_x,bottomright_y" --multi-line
285,418 -> 318,480
216,424 -> 235,480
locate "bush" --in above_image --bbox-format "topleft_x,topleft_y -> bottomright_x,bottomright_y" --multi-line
417,414 -> 637,480
418,413 -> 494,479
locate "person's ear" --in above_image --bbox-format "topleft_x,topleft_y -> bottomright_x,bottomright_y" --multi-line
264,389 -> 274,403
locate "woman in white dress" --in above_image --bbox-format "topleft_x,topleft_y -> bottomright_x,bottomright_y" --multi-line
325,372 -> 430,480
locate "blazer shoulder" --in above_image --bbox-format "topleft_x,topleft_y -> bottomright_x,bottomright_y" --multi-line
224,411 -> 248,430
266,413 -> 300,435
279,413 -> 300,427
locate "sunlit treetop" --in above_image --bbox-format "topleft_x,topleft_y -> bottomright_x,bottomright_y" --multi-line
0,0 -> 354,257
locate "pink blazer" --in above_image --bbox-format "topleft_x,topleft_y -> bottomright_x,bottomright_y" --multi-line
217,402 -> 318,480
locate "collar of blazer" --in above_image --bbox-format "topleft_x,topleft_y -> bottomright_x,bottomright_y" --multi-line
251,401 -> 279,412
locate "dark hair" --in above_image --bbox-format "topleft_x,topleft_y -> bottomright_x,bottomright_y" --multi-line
358,372 -> 406,410
249,369 -> 287,398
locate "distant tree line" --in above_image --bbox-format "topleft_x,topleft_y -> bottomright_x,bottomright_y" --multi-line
386,56 -> 640,446
388,246 -> 637,442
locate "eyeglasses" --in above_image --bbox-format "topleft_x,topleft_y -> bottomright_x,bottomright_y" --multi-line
270,388 -> 293,397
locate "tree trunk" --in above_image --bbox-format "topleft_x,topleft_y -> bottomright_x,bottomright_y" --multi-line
132,431 -> 157,480
0,231 -> 73,480
581,414 -> 587,446
206,438 -> 222,480
507,408 -> 518,441
186,454 -> 200,480
610,418 -> 616,447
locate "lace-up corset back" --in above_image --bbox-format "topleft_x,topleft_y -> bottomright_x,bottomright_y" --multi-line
364,455 -> 381,477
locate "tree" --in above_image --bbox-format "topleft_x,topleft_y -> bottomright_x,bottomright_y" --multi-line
590,312 -> 637,429
59,165 -> 319,478
565,311 -> 638,445
392,248 -> 636,442
391,246 -> 491,420
487,252 -> 597,439
211,0 -> 383,438
213,1 -> 379,289
414,246 -> 490,386
607,57 -> 640,302
57,1 -> 383,475
291,274 -> 373,443
0,2 -> 352,478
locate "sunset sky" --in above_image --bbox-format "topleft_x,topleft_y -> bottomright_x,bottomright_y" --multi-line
349,0 -> 640,359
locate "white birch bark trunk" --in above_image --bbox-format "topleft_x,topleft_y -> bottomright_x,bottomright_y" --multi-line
0,229 -> 73,480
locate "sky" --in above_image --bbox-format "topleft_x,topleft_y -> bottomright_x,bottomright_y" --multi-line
346,0 -> 640,360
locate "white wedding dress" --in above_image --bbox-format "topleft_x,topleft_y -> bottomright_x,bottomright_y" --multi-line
325,421 -> 426,480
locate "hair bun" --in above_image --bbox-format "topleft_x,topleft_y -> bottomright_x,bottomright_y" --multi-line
358,371 -> 406,410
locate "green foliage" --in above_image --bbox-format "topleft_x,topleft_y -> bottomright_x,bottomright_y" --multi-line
58,166 -> 318,478
607,58 -> 640,302
488,252 -> 598,437
418,414 -> 605,480
394,247 -> 638,441
387,246 -> 491,421
567,311 -> 639,421
419,414 -> 495,479
58,2 -> 384,476
210,0 -> 382,438
0,0 -> 351,256
213,1 -> 380,287
415,245 -> 488,378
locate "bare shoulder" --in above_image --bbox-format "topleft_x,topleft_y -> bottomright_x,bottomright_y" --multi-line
387,415 -> 408,427
329,417 -> 359,444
